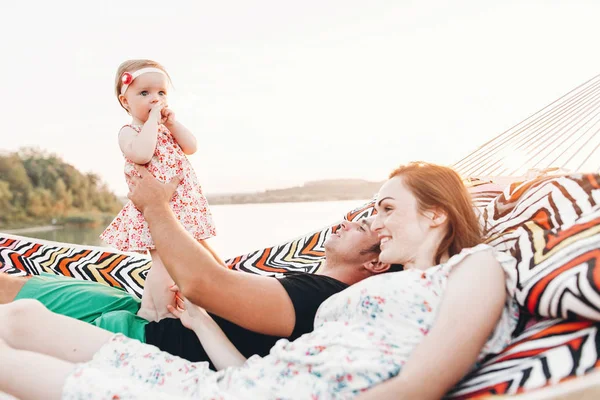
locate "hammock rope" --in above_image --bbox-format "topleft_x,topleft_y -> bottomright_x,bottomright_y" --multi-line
453,73 -> 600,173
466,79 -> 600,176
454,73 -> 600,178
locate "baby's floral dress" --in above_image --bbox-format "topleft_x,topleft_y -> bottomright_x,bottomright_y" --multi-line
100,124 -> 216,252
63,244 -> 518,399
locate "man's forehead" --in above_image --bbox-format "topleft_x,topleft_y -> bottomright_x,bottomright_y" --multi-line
362,217 -> 375,229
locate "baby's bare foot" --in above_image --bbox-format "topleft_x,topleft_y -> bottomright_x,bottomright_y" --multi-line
136,306 -> 158,322
155,307 -> 177,321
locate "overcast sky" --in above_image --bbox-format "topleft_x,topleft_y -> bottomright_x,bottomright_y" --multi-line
2,0 -> 599,195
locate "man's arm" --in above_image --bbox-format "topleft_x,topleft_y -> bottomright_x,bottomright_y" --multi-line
129,167 -> 296,337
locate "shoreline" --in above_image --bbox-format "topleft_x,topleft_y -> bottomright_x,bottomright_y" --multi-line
3,225 -> 63,234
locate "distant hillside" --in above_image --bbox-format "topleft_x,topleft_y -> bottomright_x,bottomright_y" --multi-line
0,148 -> 123,229
206,179 -> 383,205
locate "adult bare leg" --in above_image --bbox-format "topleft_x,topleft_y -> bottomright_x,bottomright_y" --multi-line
0,338 -> 74,400
0,299 -> 113,363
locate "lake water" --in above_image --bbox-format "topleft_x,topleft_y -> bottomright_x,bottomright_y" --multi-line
10,200 -> 370,260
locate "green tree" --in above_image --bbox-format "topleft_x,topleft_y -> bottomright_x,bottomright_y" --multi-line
0,148 -> 123,229
0,180 -> 14,225
52,178 -> 72,216
27,187 -> 54,219
0,153 -> 32,211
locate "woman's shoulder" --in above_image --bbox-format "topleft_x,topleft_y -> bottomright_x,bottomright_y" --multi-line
450,243 -> 514,267
442,244 -> 518,294
436,244 -> 514,279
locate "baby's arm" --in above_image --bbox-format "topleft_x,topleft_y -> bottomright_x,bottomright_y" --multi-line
162,108 -> 197,155
119,103 -> 164,164
169,298 -> 247,370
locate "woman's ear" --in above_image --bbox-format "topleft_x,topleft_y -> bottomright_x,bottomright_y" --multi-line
424,208 -> 447,227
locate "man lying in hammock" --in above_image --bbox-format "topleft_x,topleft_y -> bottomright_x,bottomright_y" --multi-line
0,167 -> 401,369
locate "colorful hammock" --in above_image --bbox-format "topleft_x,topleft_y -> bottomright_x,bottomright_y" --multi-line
2,173 -> 600,398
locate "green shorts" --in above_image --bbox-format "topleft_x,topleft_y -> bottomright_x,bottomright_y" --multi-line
15,272 -> 149,342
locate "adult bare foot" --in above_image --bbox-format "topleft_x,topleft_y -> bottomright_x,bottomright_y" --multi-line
0,274 -> 28,304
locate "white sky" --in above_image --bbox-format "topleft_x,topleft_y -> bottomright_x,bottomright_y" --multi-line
1,0 -> 600,196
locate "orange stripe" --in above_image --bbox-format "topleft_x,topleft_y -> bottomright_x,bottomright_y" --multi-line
500,337 -> 585,364
526,252 -> 600,313
57,250 -> 93,277
529,321 -> 594,338
254,248 -> 289,273
98,254 -> 125,288
452,381 -> 511,399
345,203 -> 375,220
97,251 -> 112,263
586,174 -> 600,189
0,238 -> 16,248
300,234 -> 324,257
545,217 -> 600,250
495,347 -> 556,362
500,321 -> 593,353
507,181 -> 536,201
226,256 -> 243,270
532,209 -> 552,230
9,252 -> 25,271
23,243 -> 42,258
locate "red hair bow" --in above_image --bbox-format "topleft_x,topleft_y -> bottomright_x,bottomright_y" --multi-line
121,72 -> 133,86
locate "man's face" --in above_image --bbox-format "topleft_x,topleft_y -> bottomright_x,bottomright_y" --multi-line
324,217 -> 380,263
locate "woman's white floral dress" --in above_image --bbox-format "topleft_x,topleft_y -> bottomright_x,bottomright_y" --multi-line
63,244 -> 519,399
100,124 -> 216,252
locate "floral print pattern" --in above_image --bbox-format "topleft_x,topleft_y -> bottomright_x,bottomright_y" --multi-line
100,124 -> 216,252
63,244 -> 518,399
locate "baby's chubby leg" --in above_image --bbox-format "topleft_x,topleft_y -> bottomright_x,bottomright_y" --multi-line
137,250 -> 176,322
